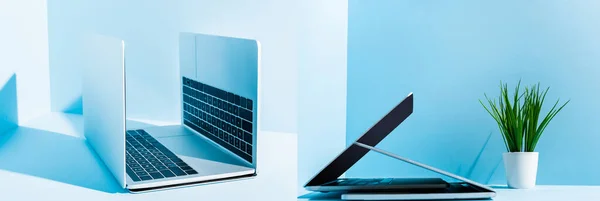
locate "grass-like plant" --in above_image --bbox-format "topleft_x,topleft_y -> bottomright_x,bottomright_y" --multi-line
480,81 -> 569,152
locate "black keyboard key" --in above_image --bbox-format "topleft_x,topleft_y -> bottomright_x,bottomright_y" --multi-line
228,92 -> 234,103
133,167 -> 144,172
224,113 -> 230,122
235,117 -> 241,127
239,108 -> 252,122
180,166 -> 193,170
219,89 -> 228,100
126,166 -> 141,181
136,171 -> 148,176
244,132 -> 252,143
185,170 -> 198,175
149,172 -> 164,179
156,165 -> 169,171
226,124 -> 232,134
227,103 -> 233,113
145,168 -> 158,173
235,129 -> 242,138
139,176 -> 152,181
240,142 -> 246,153
234,95 -> 240,105
246,99 -> 253,110
170,167 -> 187,176
161,170 -> 176,178
246,145 -> 252,154
240,97 -> 247,108
242,120 -> 252,133
129,163 -> 140,168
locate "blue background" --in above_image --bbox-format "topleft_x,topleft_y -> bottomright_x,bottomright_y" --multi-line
347,0 -> 600,185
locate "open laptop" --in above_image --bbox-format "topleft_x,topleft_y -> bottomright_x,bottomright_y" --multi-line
304,93 -> 496,200
82,33 -> 260,192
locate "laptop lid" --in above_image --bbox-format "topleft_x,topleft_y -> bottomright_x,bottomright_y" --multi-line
305,93 -> 414,187
82,35 -> 127,188
179,33 -> 260,167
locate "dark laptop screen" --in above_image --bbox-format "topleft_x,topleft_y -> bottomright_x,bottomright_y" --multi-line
305,93 -> 413,186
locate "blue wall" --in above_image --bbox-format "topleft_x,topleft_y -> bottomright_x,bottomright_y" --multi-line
297,0 -> 348,193
347,0 -> 600,185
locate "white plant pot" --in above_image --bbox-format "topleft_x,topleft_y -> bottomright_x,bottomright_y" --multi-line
503,152 -> 539,189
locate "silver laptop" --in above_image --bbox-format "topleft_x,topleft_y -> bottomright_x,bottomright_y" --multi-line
82,33 -> 260,192
304,93 -> 496,200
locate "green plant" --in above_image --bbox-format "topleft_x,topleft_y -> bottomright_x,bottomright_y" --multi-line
480,81 -> 569,152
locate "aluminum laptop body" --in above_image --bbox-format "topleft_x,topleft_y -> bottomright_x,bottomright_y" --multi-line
83,33 -> 260,192
304,93 -> 496,200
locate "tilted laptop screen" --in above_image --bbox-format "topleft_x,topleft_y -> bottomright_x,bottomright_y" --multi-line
181,76 -> 254,163
305,93 -> 413,186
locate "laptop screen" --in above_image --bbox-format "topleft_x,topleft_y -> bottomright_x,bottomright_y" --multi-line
179,33 -> 259,164
305,93 -> 413,186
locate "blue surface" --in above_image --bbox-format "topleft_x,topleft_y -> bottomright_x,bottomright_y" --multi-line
0,113 -> 298,200
347,0 -> 600,185
0,126 -> 122,193
0,74 -> 18,134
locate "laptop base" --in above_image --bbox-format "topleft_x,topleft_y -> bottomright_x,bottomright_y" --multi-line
341,183 -> 494,200
125,125 -> 255,191
309,178 -> 449,192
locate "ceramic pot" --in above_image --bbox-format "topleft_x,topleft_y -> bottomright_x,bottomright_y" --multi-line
503,152 -> 538,189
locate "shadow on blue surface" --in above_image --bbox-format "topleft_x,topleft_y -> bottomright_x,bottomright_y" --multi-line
0,74 -> 18,135
0,126 -> 124,193
62,96 -> 83,115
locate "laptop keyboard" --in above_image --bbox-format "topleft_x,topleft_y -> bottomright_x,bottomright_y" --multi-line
126,129 -> 198,182
181,76 -> 254,163
335,179 -> 393,186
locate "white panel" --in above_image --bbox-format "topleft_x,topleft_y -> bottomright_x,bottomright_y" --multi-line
0,0 -> 50,124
